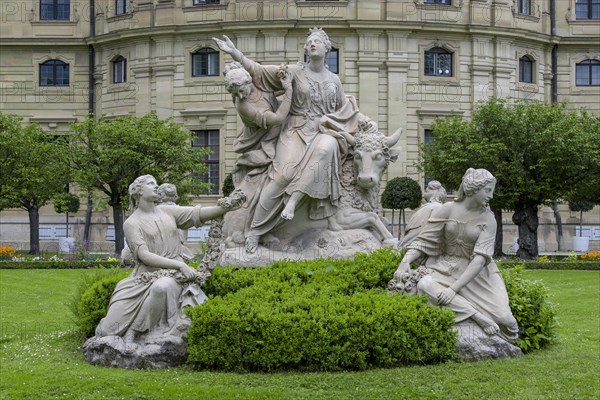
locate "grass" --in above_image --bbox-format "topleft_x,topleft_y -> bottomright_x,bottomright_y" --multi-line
0,269 -> 598,399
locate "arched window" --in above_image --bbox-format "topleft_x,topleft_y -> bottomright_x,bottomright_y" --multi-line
424,47 -> 452,77
40,0 -> 70,20
576,59 -> 600,86
192,48 -> 219,77
39,60 -> 69,86
519,55 -> 534,83
112,56 -> 127,83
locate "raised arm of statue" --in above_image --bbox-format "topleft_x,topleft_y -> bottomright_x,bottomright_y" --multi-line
213,35 -> 254,73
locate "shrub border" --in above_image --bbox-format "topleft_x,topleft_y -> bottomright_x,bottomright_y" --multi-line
0,260 -> 121,269
498,261 -> 600,270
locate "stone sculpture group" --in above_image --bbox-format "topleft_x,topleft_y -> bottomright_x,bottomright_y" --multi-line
84,28 -> 521,368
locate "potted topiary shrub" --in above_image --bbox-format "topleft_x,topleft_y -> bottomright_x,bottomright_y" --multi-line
53,192 -> 81,252
568,200 -> 594,252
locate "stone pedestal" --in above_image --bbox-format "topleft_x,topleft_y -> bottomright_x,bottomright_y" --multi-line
83,335 -> 188,369
455,321 -> 523,362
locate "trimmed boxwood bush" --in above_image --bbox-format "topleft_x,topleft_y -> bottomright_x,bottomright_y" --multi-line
70,268 -> 130,338
189,248 -> 457,372
187,287 -> 457,372
499,260 -> 600,270
501,267 -> 557,352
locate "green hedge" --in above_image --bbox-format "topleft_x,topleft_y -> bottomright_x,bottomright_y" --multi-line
501,267 -> 557,352
0,260 -> 121,269
188,248 -> 457,372
499,261 -> 600,270
187,288 -> 456,372
72,248 -> 557,370
70,268 -> 130,338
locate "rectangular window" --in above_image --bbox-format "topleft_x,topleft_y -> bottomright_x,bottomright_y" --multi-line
517,0 -> 531,15
304,47 -> 340,74
519,56 -> 534,83
576,0 -> 600,19
39,60 -> 69,86
192,130 -> 220,195
576,60 -> 600,86
424,0 -> 452,4
115,0 -> 128,15
39,225 -> 68,239
192,49 -> 220,77
113,57 -> 126,83
424,48 -> 452,77
40,0 -> 70,20
193,0 -> 221,4
423,129 -> 435,189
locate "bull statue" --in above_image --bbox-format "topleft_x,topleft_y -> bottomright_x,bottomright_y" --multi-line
328,121 -> 402,245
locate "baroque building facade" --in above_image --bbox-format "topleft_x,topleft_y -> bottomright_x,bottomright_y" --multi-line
1,0 -> 598,252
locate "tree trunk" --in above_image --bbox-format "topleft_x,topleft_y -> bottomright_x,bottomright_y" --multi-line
28,206 -> 40,255
391,209 -> 395,237
397,209 -> 403,241
83,194 -> 93,243
112,204 -> 125,257
492,207 -> 504,258
512,206 -> 539,260
552,199 -> 563,251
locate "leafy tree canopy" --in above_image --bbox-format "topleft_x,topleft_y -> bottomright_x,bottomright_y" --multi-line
421,99 -> 600,258
0,113 -> 70,211
423,99 -> 599,212
66,113 -> 211,254
381,177 -> 422,210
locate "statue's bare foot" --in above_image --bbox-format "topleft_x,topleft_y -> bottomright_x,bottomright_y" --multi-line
281,205 -> 295,221
472,312 -> 500,336
245,236 -> 259,254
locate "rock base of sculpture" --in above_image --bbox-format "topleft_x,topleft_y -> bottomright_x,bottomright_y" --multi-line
82,335 -> 188,369
454,320 -> 523,361
220,228 -> 392,267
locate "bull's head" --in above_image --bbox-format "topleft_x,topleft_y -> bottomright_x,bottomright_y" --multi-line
353,128 -> 402,190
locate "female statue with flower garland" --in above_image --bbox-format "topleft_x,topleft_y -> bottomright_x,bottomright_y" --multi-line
390,168 -> 519,344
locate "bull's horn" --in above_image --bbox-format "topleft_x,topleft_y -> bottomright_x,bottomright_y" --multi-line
385,128 -> 403,147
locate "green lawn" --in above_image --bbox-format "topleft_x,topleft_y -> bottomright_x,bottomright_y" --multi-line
0,269 -> 598,399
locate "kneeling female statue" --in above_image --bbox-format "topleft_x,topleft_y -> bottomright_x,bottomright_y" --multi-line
390,168 -> 519,346
84,175 -> 244,368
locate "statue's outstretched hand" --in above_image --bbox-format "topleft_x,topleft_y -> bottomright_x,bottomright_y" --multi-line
213,35 -> 236,54
218,188 -> 247,212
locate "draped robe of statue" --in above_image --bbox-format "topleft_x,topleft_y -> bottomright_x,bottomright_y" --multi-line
410,206 -> 519,343
96,206 -> 207,339
241,60 -> 366,237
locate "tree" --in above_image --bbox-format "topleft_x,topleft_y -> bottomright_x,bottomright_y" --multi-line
66,113 -> 210,256
569,200 -> 595,235
222,173 -> 235,197
52,191 -> 80,239
0,113 -> 71,254
422,99 -> 599,259
381,177 -> 422,240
